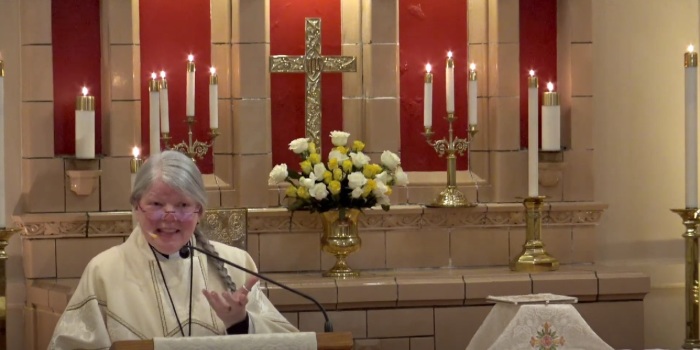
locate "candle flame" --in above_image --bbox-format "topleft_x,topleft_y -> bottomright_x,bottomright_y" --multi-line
188,54 -> 194,62
132,146 -> 140,159
529,69 -> 535,77
426,64 -> 432,73
447,51 -> 453,58
81,87 -> 88,96
689,45 -> 695,53
470,63 -> 476,71
160,71 -> 166,79
547,82 -> 554,92
151,72 -> 157,80
210,67 -> 216,75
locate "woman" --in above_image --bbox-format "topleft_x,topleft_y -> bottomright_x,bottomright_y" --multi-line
50,151 -> 297,349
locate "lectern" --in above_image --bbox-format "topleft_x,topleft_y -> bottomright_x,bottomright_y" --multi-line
109,332 -> 353,350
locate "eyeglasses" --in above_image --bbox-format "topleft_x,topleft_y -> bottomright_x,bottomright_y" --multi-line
137,203 -> 201,221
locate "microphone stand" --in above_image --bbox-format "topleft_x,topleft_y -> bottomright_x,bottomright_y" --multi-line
183,245 -> 334,332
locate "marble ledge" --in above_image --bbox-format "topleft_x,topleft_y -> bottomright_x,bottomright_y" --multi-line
14,201 -> 608,238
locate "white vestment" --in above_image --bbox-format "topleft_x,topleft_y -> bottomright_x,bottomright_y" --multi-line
49,228 -> 297,349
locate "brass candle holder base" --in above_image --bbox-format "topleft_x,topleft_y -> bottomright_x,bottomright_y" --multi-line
428,186 -> 476,208
510,196 -> 559,272
672,208 -> 700,349
0,227 -> 20,347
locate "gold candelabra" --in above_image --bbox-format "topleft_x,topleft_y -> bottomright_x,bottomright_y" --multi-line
510,196 -> 559,272
672,208 -> 700,349
0,227 -> 19,347
423,114 -> 478,207
162,121 -> 218,161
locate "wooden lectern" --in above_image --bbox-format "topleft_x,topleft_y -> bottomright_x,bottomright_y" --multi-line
109,332 -> 353,350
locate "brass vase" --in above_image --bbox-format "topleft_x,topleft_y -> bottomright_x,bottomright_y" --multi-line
320,208 -> 361,278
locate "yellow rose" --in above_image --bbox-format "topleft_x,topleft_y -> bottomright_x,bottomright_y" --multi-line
308,142 -> 317,154
297,186 -> 310,199
363,166 -> 375,178
333,168 -> 344,181
352,140 -> 365,152
336,146 -> 348,155
328,180 -> 341,195
362,179 -> 376,197
323,171 -> 332,184
328,158 -> 338,170
285,185 -> 298,198
300,160 -> 312,174
308,153 -> 321,165
342,159 -> 353,172
385,186 -> 392,196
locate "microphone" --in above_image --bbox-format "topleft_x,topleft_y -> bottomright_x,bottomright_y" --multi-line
180,245 -> 334,332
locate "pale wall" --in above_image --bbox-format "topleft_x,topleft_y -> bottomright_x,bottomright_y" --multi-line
593,0 -> 699,347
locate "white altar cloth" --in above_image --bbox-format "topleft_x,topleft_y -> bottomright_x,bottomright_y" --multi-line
154,332 -> 317,350
466,294 -> 613,350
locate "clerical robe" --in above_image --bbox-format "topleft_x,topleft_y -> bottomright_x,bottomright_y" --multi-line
49,228 -> 297,349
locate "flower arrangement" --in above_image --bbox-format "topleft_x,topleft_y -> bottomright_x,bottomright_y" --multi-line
268,131 -> 409,214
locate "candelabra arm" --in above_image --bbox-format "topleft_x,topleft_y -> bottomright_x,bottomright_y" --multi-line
672,208 -> 700,349
163,115 -> 218,161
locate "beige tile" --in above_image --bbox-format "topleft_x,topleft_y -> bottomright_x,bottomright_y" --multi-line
540,226 -> 572,264
451,228 -> 509,267
488,43 -> 519,97
489,151 -> 527,202
386,229 -> 449,268
337,277 -> 396,307
562,149 -> 594,201
576,301 -> 644,350
364,98 -> 399,153
355,338 -> 409,350
531,271 -> 597,300
214,154 -> 233,189
572,225 -> 596,264
247,233 -> 259,267
396,276 -> 464,306
21,46 -> 53,101
35,308 -> 61,350
22,158 -> 65,213
56,237 -> 123,278
538,161 -> 564,201
341,0 -> 362,44
7,305 -> 25,350
49,282 -> 74,313
299,310 -> 366,337
232,99 -> 271,154
21,102 -> 54,157
221,188 -> 238,207
571,43 -> 593,97
232,154 -> 271,208
22,239 -> 56,278
266,279 -> 336,308
20,0 -> 51,45
64,159 -> 101,212
207,189 -> 221,209
232,43 -> 270,99
509,227 -> 526,261
280,312 -> 298,329
342,98 -> 364,139
24,306 -> 36,350
107,0 -> 139,45
410,337 -> 434,350
487,97 -> 519,151
108,101 -> 141,157
341,44 -> 363,98
367,308 -> 433,338
570,97 -> 593,150
468,98 -> 489,151
100,157 -> 131,211
467,45 -> 487,93
258,232 -> 320,272
468,151 -> 489,186
362,44 -> 399,98
321,230 -> 385,271
435,306 -> 491,350
27,280 -> 53,307
212,44 -> 231,99
211,0 -> 231,44
362,0 -> 397,44
110,45 -> 141,101
468,0 -> 488,44
231,0 -> 269,43
597,272 -> 650,300
213,99 -> 232,154
488,0 -> 519,43
569,0 -> 592,43
464,273 -> 531,301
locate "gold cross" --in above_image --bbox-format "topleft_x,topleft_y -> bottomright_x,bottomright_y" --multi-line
270,18 -> 357,152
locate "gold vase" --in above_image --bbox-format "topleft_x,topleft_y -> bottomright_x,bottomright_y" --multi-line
320,209 -> 361,278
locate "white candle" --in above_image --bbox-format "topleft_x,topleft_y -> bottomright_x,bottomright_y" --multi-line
209,67 -> 218,129
446,52 -> 455,113
468,63 -> 477,125
424,64 -> 433,128
186,54 -> 195,117
686,45 -> 698,208
159,71 -> 170,134
541,82 -> 561,151
75,87 -> 95,159
148,73 -> 160,155
527,70 -> 539,197
0,60 -> 5,227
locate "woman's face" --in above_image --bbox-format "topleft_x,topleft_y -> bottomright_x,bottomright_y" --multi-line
136,179 -> 202,254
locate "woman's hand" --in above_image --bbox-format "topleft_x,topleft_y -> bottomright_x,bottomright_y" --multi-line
202,277 -> 259,328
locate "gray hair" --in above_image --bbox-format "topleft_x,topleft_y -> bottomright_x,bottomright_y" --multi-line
130,150 -> 236,291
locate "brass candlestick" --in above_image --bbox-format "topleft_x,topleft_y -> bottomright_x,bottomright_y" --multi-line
0,227 -> 19,347
162,121 -> 219,161
423,114 -> 478,207
672,208 -> 700,349
510,196 -> 559,272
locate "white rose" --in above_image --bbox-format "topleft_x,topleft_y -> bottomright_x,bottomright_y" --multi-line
350,152 -> 370,168
288,138 -> 309,154
309,183 -> 329,200
380,150 -> 401,170
300,174 -> 316,189
375,171 -> 391,184
268,164 -> 288,185
372,180 -> 389,197
394,167 -> 409,186
313,163 -> 327,179
351,187 -> 364,198
330,131 -> 350,146
347,172 -> 367,189
328,149 -> 349,162
377,194 -> 390,206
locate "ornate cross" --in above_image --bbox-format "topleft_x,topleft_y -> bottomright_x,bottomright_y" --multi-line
270,18 -> 357,152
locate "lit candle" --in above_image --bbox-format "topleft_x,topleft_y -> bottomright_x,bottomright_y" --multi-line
209,67 -> 218,129
446,52 -> 455,113
186,54 -> 195,117
541,82 -> 560,151
148,73 -> 161,155
468,63 -> 477,125
75,87 -> 95,159
159,71 -> 170,134
130,146 -> 143,229
424,64 -> 433,128
527,70 -> 539,197
0,60 -> 5,227
686,45 -> 698,208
